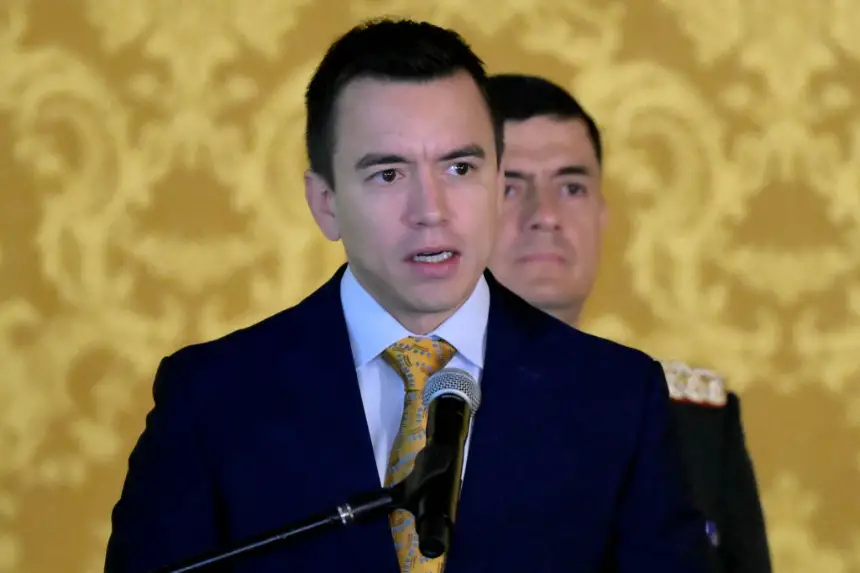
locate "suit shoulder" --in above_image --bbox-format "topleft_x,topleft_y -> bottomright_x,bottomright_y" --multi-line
545,317 -> 657,370
160,287 -> 331,398
148,304 -> 318,419
168,305 -> 299,367
660,359 -> 728,408
493,275 -> 655,367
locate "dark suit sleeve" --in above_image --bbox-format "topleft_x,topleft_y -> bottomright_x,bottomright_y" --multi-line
613,359 -> 711,573
719,394 -> 772,573
105,355 -> 223,573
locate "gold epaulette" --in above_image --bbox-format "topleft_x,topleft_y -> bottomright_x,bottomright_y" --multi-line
659,360 -> 727,407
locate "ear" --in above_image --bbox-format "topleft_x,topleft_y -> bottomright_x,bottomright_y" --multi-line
305,170 -> 340,241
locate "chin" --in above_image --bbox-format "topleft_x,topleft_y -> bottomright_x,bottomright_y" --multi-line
518,285 -> 569,308
410,294 -> 466,314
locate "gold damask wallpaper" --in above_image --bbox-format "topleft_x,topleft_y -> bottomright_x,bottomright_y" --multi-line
1,0 -> 858,571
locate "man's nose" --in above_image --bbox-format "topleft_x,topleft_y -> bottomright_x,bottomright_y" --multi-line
406,170 -> 449,227
525,188 -> 560,231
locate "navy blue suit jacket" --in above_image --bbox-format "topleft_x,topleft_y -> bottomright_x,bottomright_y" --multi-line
105,266 -> 710,573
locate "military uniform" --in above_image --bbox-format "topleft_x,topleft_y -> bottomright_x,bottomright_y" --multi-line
661,360 -> 772,573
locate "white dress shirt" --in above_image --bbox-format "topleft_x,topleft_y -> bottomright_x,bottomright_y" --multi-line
340,265 -> 490,486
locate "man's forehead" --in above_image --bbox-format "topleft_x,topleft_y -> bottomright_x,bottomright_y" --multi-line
336,73 -> 486,118
333,77 -> 496,165
502,117 -> 597,173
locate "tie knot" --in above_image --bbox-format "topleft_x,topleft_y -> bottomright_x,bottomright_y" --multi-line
382,336 -> 456,391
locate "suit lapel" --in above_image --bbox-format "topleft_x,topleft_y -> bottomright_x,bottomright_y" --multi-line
289,265 -> 380,493
445,274 -> 555,567
270,264 -> 400,571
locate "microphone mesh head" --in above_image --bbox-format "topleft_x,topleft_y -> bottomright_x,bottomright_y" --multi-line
422,368 -> 481,412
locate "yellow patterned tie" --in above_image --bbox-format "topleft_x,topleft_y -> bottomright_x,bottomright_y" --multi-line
382,336 -> 457,573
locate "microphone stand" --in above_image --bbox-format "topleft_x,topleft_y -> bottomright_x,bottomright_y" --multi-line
152,443 -> 456,573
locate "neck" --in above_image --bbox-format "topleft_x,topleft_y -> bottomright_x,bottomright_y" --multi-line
346,265 -> 473,336
394,288 -> 475,335
545,305 -> 581,329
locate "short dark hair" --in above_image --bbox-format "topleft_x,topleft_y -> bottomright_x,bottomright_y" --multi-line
305,18 -> 504,188
486,74 -> 602,165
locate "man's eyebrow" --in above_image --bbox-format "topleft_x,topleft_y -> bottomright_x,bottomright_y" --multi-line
555,165 -> 591,176
438,144 -> 485,162
504,169 -> 530,180
504,164 -> 594,181
355,145 -> 487,170
354,153 -> 410,171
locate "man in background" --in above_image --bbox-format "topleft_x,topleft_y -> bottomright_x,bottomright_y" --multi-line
487,72 -> 772,573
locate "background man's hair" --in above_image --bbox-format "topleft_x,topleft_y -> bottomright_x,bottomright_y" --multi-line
305,18 -> 504,187
487,73 -> 602,165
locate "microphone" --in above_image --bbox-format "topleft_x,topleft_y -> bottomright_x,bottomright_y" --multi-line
413,368 -> 482,560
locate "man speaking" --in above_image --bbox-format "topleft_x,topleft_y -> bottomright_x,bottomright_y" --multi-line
104,18 -> 710,573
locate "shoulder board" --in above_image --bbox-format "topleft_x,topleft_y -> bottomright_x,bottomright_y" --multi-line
659,360 -> 727,408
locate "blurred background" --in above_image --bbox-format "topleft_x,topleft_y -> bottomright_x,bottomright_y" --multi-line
1,0 -> 859,571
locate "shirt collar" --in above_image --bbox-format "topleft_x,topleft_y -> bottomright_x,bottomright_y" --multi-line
340,265 -> 489,369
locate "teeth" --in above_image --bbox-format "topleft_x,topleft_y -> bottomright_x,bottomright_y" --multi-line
413,251 -> 453,263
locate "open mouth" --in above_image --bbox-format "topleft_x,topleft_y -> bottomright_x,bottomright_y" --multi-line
411,250 -> 456,263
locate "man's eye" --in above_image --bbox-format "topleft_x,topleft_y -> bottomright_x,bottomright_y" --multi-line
372,169 -> 399,183
448,163 -> 473,176
563,183 -> 585,195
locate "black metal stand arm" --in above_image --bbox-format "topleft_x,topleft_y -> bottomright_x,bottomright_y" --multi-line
151,443 -> 456,573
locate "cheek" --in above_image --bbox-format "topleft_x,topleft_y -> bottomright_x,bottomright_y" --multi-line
491,218 -> 520,259
566,224 -> 600,264
339,198 -> 395,251
362,218 -> 401,253
567,210 -> 599,241
452,185 -> 494,221
477,198 -> 502,244
498,203 -> 522,237
336,202 -> 363,241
